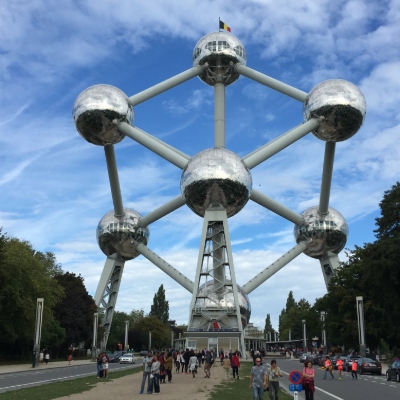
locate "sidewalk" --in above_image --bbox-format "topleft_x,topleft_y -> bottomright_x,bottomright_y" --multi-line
0,359 -> 93,375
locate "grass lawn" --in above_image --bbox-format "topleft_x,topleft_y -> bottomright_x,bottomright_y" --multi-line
209,361 -> 293,400
0,367 -> 141,400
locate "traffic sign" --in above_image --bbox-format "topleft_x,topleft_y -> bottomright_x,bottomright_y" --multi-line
289,370 -> 303,384
289,384 -> 303,392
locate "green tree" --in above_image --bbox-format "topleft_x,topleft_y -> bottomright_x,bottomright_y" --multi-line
108,311 -> 131,351
149,284 -> 169,324
263,314 -> 273,337
134,316 -> 171,350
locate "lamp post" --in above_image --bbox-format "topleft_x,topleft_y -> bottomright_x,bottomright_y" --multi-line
356,297 -> 366,357
91,313 -> 98,362
289,329 -> 292,342
32,298 -> 44,368
124,320 -> 129,352
302,320 -> 307,350
149,331 -> 152,351
321,311 -> 327,354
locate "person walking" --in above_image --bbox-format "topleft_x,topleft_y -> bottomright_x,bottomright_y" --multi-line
351,360 -> 358,380
67,353 -> 73,365
231,351 -> 241,379
39,351 -> 44,364
101,352 -> 110,378
44,352 -> 50,365
302,361 -> 315,400
165,352 -> 173,383
175,351 -> 181,373
267,359 -> 283,400
140,351 -> 153,394
151,354 -> 161,394
189,351 -> 199,378
222,354 -> 231,380
180,350 -> 185,373
336,358 -> 344,380
96,352 -> 104,378
183,348 -> 191,374
250,356 -> 268,400
323,357 -> 334,379
204,350 -> 213,378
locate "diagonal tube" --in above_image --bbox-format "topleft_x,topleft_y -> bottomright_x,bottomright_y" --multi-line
318,141 -> 336,215
117,122 -> 189,169
250,189 -> 304,225
234,63 -> 308,102
136,243 -> 194,293
104,145 -> 124,217
243,119 -> 320,169
129,65 -> 207,106
140,195 -> 186,227
241,241 -> 309,294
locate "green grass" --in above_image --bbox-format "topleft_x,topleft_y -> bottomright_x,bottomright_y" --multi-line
208,362 -> 292,400
0,367 -> 141,400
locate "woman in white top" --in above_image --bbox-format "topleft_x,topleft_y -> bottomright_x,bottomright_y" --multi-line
151,355 -> 161,394
189,352 -> 199,378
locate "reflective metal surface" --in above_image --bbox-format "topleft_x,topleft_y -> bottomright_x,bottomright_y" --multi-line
180,148 -> 252,218
195,280 -> 251,327
73,84 -> 133,146
294,206 -> 348,259
303,79 -> 366,142
192,32 -> 247,86
96,208 -> 149,261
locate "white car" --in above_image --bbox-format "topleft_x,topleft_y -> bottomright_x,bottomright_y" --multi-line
119,353 -> 136,364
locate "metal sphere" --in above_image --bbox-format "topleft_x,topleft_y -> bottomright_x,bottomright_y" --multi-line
294,206 -> 348,259
195,280 -> 251,328
192,31 -> 247,86
72,84 -> 133,146
303,79 -> 366,142
96,208 -> 149,261
180,148 -> 252,218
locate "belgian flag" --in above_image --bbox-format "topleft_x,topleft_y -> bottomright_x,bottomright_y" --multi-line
219,20 -> 231,32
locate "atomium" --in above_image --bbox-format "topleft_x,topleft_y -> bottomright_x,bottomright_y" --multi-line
192,31 -> 247,86
180,148 -> 252,218
195,280 -> 251,328
96,208 -> 149,261
73,84 -> 133,146
303,79 -> 366,142
293,205 -> 348,259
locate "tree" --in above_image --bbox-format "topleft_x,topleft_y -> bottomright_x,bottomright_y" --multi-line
134,316 -> 171,350
108,311 -> 131,351
52,272 -> 97,356
263,314 -> 273,337
149,284 -> 169,324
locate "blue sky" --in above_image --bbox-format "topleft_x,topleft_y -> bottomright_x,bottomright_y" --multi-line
1,0 -> 399,332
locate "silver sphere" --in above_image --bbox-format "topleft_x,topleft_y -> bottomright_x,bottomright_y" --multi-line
73,84 -> 133,146
303,79 -> 366,142
96,208 -> 149,261
195,280 -> 251,328
192,31 -> 247,86
180,148 -> 252,218
294,206 -> 348,259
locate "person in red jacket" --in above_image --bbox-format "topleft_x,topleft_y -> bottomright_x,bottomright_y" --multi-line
231,351 -> 241,379
351,360 -> 358,380
336,358 -> 344,380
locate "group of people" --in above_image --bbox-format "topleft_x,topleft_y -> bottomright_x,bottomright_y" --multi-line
38,350 -> 50,365
96,352 -> 110,379
139,348 -> 243,394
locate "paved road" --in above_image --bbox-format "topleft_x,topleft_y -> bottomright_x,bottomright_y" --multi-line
0,361 -> 141,393
268,358 -> 400,400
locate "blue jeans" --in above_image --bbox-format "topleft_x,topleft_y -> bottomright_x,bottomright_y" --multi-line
153,373 -> 160,393
97,363 -> 102,377
324,368 -> 334,379
140,371 -> 151,393
252,385 -> 264,400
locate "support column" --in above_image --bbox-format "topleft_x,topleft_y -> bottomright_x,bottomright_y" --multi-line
214,83 -> 225,148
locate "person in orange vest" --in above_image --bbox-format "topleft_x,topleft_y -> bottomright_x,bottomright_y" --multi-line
323,357 -> 334,379
351,360 -> 358,380
336,358 -> 344,380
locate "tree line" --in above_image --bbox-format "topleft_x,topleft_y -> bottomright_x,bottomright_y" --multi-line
264,182 -> 400,356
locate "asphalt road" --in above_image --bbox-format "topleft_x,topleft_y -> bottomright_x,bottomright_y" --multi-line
270,358 -> 400,400
0,362 -> 141,393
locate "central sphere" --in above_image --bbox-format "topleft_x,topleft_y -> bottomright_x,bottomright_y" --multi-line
192,32 -> 247,86
195,280 -> 251,328
180,148 -> 252,218
294,206 -> 348,259
96,208 -> 149,261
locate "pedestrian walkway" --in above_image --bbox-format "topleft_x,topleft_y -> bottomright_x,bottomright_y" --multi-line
0,359 -> 92,375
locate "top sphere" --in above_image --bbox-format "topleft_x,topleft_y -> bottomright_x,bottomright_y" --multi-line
192,32 -> 247,86
73,84 -> 133,146
180,148 -> 252,218
294,205 -> 348,259
96,208 -> 149,261
303,79 -> 366,142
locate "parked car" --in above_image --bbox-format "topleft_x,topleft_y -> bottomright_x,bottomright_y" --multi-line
356,357 -> 382,375
344,355 -> 361,372
109,351 -> 125,363
119,353 -> 136,364
300,353 -> 312,363
386,360 -> 400,382
140,350 -> 150,356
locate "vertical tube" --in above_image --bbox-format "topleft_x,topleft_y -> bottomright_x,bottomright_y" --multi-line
104,145 -> 124,217
91,313 -> 98,362
302,320 -> 307,349
289,330 -> 291,342
149,331 -> 152,351
319,142 -> 336,215
214,83 -> 225,148
124,321 -> 129,351
356,296 -> 366,357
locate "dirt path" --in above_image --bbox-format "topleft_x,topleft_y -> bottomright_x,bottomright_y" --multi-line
57,363 -> 227,399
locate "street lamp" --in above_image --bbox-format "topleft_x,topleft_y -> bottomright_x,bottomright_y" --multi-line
356,297 -> 366,357
321,311 -> 327,354
32,298 -> 44,368
91,313 -> 98,362
302,320 -> 307,350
